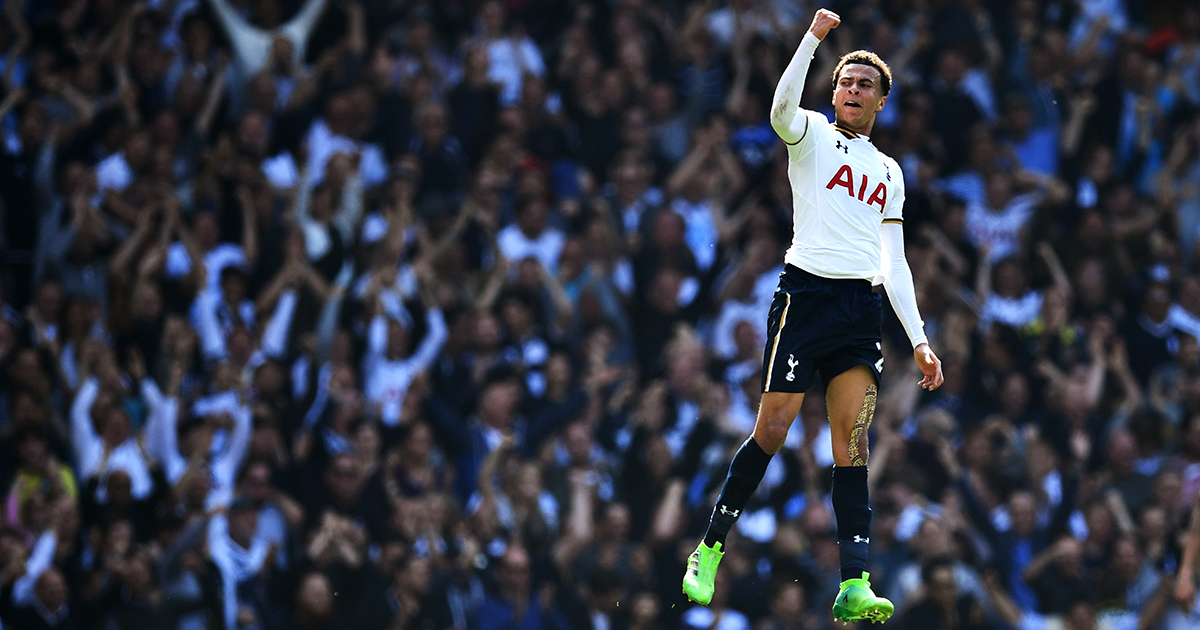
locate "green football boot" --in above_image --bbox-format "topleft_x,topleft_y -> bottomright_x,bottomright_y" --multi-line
831,572 -> 894,624
681,541 -> 724,605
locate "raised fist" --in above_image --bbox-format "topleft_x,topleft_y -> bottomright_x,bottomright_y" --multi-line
808,9 -> 841,41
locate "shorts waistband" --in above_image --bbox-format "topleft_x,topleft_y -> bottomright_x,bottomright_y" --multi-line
785,264 -> 874,292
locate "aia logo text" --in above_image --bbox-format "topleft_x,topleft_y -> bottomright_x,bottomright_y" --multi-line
826,164 -> 888,212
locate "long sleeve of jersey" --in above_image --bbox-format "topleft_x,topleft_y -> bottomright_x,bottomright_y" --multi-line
770,32 -> 822,144
880,222 -> 928,348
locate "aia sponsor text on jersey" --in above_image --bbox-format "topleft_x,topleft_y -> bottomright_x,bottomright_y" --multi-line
825,163 -> 888,213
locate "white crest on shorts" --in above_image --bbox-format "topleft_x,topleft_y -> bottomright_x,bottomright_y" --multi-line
786,354 -> 799,382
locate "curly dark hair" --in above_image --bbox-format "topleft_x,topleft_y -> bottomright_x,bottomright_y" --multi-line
832,50 -> 893,96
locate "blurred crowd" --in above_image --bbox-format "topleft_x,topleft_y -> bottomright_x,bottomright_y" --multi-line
1,0 -> 1200,629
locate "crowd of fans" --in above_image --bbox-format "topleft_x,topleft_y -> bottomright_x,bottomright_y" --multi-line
1,0 -> 1200,629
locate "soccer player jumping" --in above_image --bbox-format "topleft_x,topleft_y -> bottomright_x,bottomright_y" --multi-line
682,8 -> 944,624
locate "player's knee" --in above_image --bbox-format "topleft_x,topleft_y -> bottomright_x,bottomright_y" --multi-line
753,419 -> 789,454
754,395 -> 800,454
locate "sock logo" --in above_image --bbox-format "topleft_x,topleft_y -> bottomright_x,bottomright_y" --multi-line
786,354 -> 799,382
719,505 -> 740,518
852,535 -> 870,544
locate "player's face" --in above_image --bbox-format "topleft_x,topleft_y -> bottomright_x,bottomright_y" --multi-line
833,64 -> 886,130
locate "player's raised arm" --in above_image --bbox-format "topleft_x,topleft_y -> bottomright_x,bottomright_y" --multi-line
770,9 -> 840,144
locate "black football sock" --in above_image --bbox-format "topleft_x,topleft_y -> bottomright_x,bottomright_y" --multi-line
832,465 -> 871,582
703,437 -> 773,548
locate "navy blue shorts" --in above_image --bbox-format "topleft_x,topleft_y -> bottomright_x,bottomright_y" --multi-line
760,264 -> 884,394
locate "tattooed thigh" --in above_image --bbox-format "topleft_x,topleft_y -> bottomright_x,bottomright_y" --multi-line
847,384 -> 877,467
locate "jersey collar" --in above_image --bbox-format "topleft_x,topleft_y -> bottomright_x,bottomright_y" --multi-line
833,123 -> 870,142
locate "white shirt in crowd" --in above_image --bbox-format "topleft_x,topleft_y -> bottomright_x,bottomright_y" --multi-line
682,605 -> 749,630
1168,303 -> 1200,340
166,242 -> 247,293
95,152 -> 132,194
189,283 -> 296,365
294,168 -> 365,262
937,170 -> 986,206
207,0 -> 328,78
4,530 -> 70,627
363,308 -> 448,426
965,193 -> 1041,263
141,379 -> 252,510
711,302 -> 761,361
980,290 -> 1043,331
11,531 -> 57,608
670,198 -> 720,272
303,120 -> 389,188
208,512 -> 271,630
705,3 -> 795,50
190,288 -> 257,362
71,378 -> 154,500
710,264 -> 778,360
485,37 -> 546,106
497,224 -> 565,274
262,152 -> 300,190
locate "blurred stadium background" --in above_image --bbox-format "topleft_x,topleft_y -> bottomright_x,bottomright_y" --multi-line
1,0 -> 1200,629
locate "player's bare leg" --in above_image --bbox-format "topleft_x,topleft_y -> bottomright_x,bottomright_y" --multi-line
683,391 -> 805,605
826,365 -> 876,467
826,365 -> 892,623
751,391 -> 806,454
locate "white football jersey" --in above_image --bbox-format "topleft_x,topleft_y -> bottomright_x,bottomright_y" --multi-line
783,110 -> 904,281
